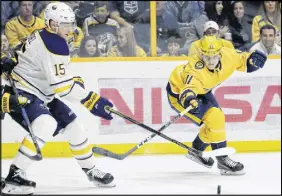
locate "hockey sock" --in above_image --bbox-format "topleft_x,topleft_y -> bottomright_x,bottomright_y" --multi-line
69,138 -> 95,169
211,140 -> 227,150
192,134 -> 209,151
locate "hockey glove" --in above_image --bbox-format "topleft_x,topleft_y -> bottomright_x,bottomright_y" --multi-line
179,90 -> 199,114
81,92 -> 113,120
246,50 -> 267,72
1,93 -> 30,113
1,55 -> 17,74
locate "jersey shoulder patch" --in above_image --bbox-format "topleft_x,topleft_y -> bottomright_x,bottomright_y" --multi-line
195,61 -> 204,69
39,29 -> 69,56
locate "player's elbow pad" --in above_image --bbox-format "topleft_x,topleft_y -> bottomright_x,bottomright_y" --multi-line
80,92 -> 114,120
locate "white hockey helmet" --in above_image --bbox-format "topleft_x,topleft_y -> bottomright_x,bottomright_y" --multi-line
44,2 -> 76,32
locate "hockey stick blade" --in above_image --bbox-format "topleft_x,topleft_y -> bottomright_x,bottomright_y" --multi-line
92,147 -> 124,160
202,147 -> 236,157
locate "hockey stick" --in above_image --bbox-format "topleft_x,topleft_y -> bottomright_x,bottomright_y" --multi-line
93,106 -> 235,160
7,75 -> 43,161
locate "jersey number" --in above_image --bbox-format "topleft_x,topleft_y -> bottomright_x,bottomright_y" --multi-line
54,64 -> 65,76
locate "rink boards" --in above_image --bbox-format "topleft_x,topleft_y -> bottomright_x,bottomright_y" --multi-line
2,56 -> 281,158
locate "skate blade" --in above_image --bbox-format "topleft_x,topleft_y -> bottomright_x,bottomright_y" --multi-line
92,181 -> 116,188
185,154 -> 213,169
2,183 -> 35,195
220,169 -> 246,176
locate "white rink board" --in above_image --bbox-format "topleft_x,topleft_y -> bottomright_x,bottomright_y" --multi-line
2,59 -> 281,144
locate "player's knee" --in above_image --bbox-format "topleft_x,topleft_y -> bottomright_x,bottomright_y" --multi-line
62,118 -> 88,145
31,114 -> 57,142
203,107 -> 225,132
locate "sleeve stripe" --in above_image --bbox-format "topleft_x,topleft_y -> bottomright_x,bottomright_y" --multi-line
185,75 -> 193,84
50,78 -> 73,86
54,84 -> 72,94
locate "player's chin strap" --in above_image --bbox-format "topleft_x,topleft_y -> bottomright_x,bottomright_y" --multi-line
7,74 -> 43,161
93,105 -> 236,161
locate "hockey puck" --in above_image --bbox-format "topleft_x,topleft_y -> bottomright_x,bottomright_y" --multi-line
217,185 -> 221,194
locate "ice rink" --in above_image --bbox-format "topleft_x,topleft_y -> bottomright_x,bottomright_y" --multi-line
1,152 -> 281,194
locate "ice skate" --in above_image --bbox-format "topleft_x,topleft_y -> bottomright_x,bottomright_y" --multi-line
82,166 -> 115,188
185,148 -> 214,168
2,164 -> 36,195
217,156 -> 245,175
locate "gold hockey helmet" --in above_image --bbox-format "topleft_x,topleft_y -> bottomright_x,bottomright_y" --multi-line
199,35 -> 222,56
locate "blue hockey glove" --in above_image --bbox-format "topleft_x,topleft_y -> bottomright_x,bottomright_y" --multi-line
81,92 -> 113,120
247,50 -> 267,72
1,93 -> 30,113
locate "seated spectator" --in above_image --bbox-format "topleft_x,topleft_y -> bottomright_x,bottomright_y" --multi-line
67,26 -> 84,57
228,1 -> 252,49
73,2 -> 95,28
4,1 -> 45,50
252,1 -> 281,46
1,1 -> 43,31
163,1 -> 205,27
109,1 -> 150,28
109,1 -> 151,53
1,32 -> 13,58
157,1 -> 182,53
107,27 -> 147,57
249,24 -> 281,55
74,36 -> 100,57
188,21 -> 234,56
83,2 -> 119,56
161,36 -> 187,56
183,1 -> 230,51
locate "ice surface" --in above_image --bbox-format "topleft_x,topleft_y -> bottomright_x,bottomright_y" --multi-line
1,152 -> 281,194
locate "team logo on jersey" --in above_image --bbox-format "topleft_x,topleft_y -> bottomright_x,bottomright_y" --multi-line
195,61 -> 204,69
124,1 -> 139,14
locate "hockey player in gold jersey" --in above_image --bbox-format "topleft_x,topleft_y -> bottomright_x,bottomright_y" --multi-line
166,35 -> 267,175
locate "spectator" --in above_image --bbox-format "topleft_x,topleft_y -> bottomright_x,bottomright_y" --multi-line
68,26 -> 84,57
188,21 -> 234,56
228,1 -> 252,49
252,1 -> 281,45
73,2 -> 95,28
109,1 -> 151,53
163,1 -> 205,27
83,1 -> 119,56
183,1 -> 230,51
4,1 -> 45,50
161,36 -> 186,56
107,27 -> 147,57
249,24 -> 281,55
75,36 -> 100,57
1,1 -> 43,31
110,1 -> 150,28
157,1 -> 182,53
1,32 -> 13,58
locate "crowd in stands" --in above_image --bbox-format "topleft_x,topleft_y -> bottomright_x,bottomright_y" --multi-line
1,1 -> 281,58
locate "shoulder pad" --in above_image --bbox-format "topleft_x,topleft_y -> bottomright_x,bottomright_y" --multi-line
39,29 -> 69,56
